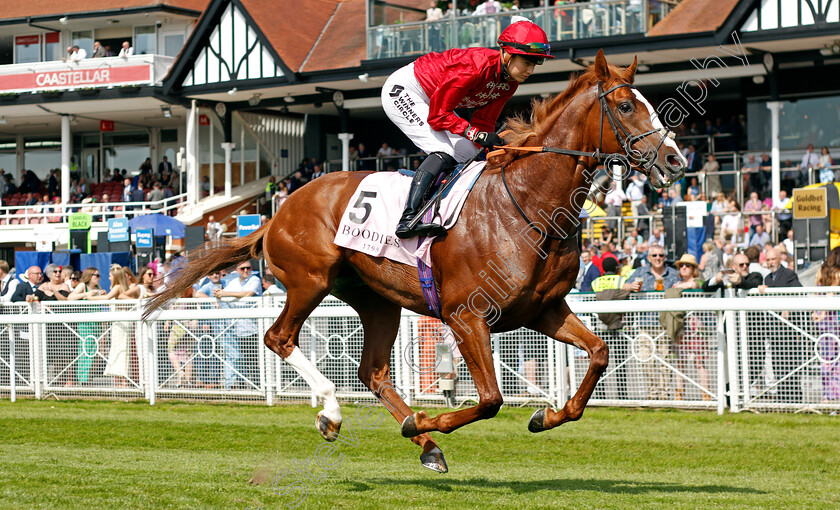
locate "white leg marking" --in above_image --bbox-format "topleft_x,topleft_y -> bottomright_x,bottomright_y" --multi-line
285,347 -> 342,422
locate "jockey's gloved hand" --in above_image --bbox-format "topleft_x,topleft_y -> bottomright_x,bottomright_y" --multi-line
465,126 -> 504,149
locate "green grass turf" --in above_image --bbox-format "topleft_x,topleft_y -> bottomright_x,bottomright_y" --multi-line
0,400 -> 837,509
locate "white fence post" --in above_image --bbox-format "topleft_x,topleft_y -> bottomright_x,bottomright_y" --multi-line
8,326 -> 14,403
716,310 -> 726,415
309,319 -> 317,409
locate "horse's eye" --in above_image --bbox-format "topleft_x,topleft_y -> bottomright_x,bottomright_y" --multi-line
618,102 -> 633,114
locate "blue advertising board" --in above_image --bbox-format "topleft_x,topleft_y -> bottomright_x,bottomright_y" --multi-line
107,218 -> 130,242
237,214 -> 261,237
136,228 -> 154,248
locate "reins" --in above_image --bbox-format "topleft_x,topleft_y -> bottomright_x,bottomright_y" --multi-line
493,81 -> 671,242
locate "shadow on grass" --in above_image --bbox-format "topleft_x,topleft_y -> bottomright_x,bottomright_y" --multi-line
365,477 -> 766,495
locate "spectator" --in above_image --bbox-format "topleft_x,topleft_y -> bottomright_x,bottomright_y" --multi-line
699,241 -> 722,281
626,174 -> 646,218
775,189 -> 792,242
47,169 -> 59,197
0,260 -> 20,303
148,182 -> 165,209
121,178 -> 134,203
671,254 -> 703,289
262,274 -> 286,296
138,266 -> 157,298
818,147 -> 834,183
214,261 -> 261,389
578,249 -> 601,292
814,247 -> 840,403
63,45 -> 87,62
206,215 -> 222,246
759,247 -> 801,291
91,41 -> 107,58
709,191 -> 727,226
743,191 -> 764,237
719,201 -> 742,243
742,154 -> 761,194
603,181 -> 625,230
743,245 -> 768,279
648,227 -> 664,248
629,244 -> 678,400
10,266 -> 43,303
37,264 -> 70,301
60,265 -> 74,286
139,157 -> 153,176
702,252 -> 762,293
636,195 -> 651,239
749,223 -> 770,247
590,256 -> 635,399
684,144 -> 699,172
118,41 -> 133,58
798,144 -> 820,184
699,154 -> 722,196
158,156 -> 173,178
311,165 -> 326,179
630,244 -> 679,291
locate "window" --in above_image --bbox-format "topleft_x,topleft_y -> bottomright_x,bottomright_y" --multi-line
44,32 -> 61,61
163,33 -> 184,57
134,26 -> 156,55
14,35 -> 40,64
71,30 -> 93,55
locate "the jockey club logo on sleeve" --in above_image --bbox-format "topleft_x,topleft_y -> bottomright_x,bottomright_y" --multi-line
458,81 -> 510,109
390,84 -> 425,126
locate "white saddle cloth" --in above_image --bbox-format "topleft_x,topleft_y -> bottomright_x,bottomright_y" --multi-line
333,162 -> 485,267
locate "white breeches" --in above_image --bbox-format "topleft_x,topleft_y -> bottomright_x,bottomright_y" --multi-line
381,63 -> 477,163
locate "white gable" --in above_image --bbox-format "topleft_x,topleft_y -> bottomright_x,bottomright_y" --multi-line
183,3 -> 284,87
742,0 -> 840,32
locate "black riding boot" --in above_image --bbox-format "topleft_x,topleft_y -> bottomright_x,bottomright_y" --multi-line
395,152 -> 455,239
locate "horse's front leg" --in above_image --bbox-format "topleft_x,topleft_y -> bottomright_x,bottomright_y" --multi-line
526,299 -> 608,432
401,318 -> 503,437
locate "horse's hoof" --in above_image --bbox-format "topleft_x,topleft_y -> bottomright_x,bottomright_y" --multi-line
316,411 -> 342,442
401,413 -> 419,438
528,408 -> 548,433
420,447 -> 448,473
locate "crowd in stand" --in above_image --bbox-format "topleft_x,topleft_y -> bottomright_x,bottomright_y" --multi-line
0,156 -> 181,222
61,40 -> 134,62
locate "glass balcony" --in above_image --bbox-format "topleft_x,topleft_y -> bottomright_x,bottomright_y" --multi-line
366,0 -> 674,61
0,54 -> 175,95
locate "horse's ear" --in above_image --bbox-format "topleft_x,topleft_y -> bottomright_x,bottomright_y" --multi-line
627,56 -> 638,83
593,49 -> 610,81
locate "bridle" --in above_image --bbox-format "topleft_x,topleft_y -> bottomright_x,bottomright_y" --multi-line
501,81 -> 675,241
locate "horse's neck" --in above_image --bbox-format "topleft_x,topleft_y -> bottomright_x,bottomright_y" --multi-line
505,102 -> 599,237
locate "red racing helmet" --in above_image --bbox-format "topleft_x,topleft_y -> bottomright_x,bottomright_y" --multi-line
497,20 -> 554,61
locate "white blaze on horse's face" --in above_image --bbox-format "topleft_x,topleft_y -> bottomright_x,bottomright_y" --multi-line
631,89 -> 688,185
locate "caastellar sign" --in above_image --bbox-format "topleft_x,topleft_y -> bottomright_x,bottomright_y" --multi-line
792,187 -> 827,219
0,65 -> 151,93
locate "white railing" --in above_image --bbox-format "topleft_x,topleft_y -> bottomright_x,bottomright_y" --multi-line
0,193 -> 187,225
0,54 -> 176,94
2,292 -> 839,413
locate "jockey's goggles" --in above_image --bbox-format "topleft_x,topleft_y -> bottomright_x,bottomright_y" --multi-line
502,41 -> 551,55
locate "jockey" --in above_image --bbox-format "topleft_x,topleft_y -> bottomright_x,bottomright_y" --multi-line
382,16 -> 553,239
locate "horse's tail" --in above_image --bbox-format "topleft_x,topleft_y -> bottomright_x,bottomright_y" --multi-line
142,222 -> 269,320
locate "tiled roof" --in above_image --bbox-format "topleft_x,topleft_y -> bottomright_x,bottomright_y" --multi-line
240,0 -> 343,73
648,0 -> 740,37
302,0 -> 368,72
0,0 -> 209,21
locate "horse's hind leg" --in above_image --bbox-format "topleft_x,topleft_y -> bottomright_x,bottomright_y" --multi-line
526,299 -> 608,432
263,268 -> 343,441
340,287 -> 448,473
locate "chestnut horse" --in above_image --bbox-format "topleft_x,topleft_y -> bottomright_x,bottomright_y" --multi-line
146,51 -> 685,473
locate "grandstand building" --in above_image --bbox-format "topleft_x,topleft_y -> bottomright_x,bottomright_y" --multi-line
1,0 -> 839,256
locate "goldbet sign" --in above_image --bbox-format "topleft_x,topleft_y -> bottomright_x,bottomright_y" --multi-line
792,187 -> 827,219
0,65 -> 151,93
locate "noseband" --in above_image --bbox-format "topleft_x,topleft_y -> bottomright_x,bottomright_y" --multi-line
501,81 -> 675,241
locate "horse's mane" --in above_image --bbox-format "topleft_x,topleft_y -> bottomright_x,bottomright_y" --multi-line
488,63 -> 630,168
